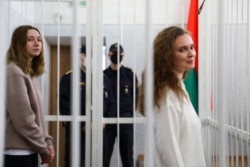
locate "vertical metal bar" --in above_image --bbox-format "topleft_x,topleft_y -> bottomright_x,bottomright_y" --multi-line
25,0 -> 27,24
132,1 -> 136,166
247,1 -> 250,166
212,0 -> 218,165
225,2 -> 231,167
202,0 -> 211,165
232,1 -> 236,166
117,0 -> 122,166
228,1 -> 234,166
97,0 -> 104,165
71,0 -> 81,167
199,0 -> 211,165
99,1 -> 104,165
235,1 -> 240,166
91,1 -> 98,165
90,0 -> 103,166
240,1 -> 245,167
217,0 -> 227,166
210,2 -> 216,165
144,0 -> 154,167
0,1 -> 7,166
181,0 -> 185,28
55,0 -> 61,166
85,0 -> 92,166
165,0 -> 169,27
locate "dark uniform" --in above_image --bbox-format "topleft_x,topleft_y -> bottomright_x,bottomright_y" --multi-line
59,69 -> 86,167
103,65 -> 138,167
103,74 -> 116,118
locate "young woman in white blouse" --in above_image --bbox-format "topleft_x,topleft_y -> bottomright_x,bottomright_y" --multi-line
138,26 -> 206,167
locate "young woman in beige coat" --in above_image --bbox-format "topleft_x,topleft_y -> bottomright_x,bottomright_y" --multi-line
5,25 -> 55,167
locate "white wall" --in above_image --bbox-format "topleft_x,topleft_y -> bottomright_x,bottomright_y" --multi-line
29,0 -> 190,82
32,0 -> 189,24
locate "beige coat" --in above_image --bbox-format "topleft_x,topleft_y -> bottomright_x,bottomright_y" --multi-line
5,62 -> 52,156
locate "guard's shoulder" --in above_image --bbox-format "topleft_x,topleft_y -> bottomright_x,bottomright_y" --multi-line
124,67 -> 134,74
103,73 -> 110,82
60,70 -> 72,82
103,69 -> 110,77
103,68 -> 109,73
103,73 -> 109,78
65,70 -> 72,75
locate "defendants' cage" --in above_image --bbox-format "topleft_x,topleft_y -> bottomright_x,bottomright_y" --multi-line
0,0 -> 250,167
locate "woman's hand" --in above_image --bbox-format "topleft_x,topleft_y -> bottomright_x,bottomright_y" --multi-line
41,145 -> 55,164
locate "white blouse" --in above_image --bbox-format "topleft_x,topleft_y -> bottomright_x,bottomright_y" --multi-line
154,82 -> 206,167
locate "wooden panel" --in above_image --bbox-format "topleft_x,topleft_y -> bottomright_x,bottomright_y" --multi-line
49,46 -> 71,167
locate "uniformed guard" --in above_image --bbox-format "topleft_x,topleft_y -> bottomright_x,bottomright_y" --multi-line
59,45 -> 86,167
103,43 -> 138,167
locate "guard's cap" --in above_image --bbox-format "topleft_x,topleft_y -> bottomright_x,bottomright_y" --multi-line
109,43 -> 124,53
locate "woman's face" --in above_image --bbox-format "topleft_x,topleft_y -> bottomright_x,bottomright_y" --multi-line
26,29 -> 42,58
172,34 -> 196,77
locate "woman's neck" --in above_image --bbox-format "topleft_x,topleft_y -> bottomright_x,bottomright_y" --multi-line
173,70 -> 184,80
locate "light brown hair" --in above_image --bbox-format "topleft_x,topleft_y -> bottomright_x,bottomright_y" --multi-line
138,26 -> 189,115
7,25 -> 45,77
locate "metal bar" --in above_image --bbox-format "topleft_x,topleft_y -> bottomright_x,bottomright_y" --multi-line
0,1 -> 7,166
85,0 -> 92,166
71,0 -> 81,166
202,118 -> 250,143
55,0 -> 61,166
144,0 -> 154,167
